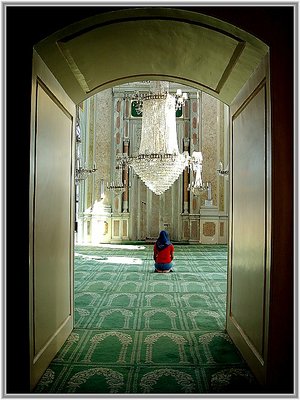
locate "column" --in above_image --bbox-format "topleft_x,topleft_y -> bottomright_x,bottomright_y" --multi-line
122,138 -> 129,213
183,138 -> 190,214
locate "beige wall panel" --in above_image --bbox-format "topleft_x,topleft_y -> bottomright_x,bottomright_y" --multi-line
129,176 -> 139,240
202,93 -> 218,207
150,193 -> 160,238
164,188 -> 173,236
122,220 -> 128,237
190,220 -> 199,240
140,183 -> 147,239
34,84 -> 73,355
200,219 -> 218,244
203,222 -> 216,237
231,86 -> 266,358
183,220 -> 189,239
113,220 -> 120,237
220,221 -> 224,237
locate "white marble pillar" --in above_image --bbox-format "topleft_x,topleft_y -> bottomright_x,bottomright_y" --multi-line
183,138 -> 190,214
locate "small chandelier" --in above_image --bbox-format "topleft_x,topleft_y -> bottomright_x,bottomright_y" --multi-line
107,166 -> 130,195
76,163 -> 97,183
118,81 -> 203,196
217,161 -> 229,177
75,120 -> 97,183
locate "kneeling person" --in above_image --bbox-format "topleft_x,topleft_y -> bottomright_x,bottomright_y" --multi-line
153,230 -> 174,273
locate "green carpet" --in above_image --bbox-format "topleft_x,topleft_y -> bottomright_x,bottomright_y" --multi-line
34,244 -> 260,394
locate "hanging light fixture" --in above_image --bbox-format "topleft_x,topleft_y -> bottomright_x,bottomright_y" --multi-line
106,165 -> 130,195
75,119 -> 97,184
217,161 -> 229,177
118,81 -> 203,196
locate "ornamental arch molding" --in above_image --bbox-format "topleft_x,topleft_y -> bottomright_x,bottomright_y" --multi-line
34,8 -> 268,105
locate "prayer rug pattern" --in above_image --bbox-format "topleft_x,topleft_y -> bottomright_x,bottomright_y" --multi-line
34,244 -> 260,394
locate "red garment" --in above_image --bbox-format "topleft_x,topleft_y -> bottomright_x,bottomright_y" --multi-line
154,244 -> 174,264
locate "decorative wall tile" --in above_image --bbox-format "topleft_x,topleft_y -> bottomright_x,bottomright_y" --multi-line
203,222 -> 216,237
123,220 -> 128,237
114,220 -> 120,237
219,222 -> 224,237
201,93 -> 219,208
183,220 -> 189,239
191,221 -> 199,240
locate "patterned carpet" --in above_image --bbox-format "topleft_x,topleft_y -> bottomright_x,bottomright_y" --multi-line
34,244 -> 260,394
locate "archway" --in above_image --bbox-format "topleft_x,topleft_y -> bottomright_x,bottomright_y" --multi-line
23,6 -> 293,394
34,7 -> 268,104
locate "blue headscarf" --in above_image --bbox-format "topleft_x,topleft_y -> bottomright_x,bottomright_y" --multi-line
156,230 -> 172,250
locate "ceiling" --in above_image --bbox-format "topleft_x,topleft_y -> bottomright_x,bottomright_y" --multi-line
35,7 -> 268,105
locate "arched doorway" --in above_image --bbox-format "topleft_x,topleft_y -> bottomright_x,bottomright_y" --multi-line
22,6 -> 293,393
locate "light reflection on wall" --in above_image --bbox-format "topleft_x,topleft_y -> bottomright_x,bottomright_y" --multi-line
87,200 -> 111,245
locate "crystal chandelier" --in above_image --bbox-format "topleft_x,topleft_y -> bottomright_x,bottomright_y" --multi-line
118,81 -> 203,196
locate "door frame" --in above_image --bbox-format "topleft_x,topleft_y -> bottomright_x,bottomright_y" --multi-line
4,6 -> 292,394
29,50 -> 76,389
